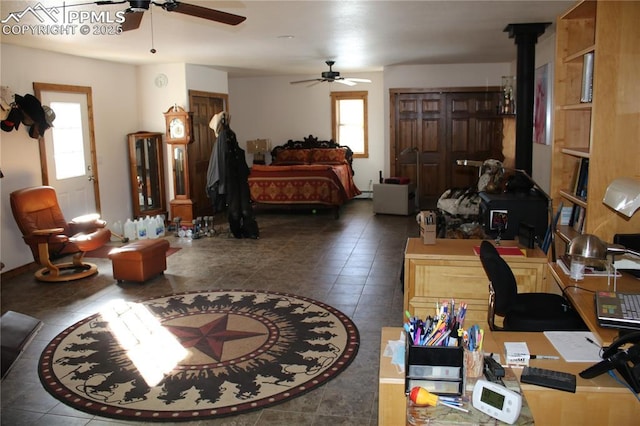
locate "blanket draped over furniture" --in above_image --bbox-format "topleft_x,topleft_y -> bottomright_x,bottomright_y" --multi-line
436,159 -> 505,239
248,135 -> 361,217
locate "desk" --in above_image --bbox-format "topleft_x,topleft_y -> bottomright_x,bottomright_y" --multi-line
550,263 -> 639,346
379,327 -> 640,426
404,238 -> 548,324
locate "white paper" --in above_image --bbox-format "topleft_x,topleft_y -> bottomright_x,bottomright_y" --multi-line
543,331 -> 602,362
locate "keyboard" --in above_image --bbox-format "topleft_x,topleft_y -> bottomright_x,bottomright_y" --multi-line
520,366 -> 576,393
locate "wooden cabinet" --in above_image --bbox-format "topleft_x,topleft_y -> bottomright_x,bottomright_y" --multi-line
403,238 -> 548,325
550,0 -> 640,252
127,132 -> 166,219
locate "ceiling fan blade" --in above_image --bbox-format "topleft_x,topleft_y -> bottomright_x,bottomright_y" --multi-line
336,79 -> 357,86
345,78 -> 372,83
168,1 -> 246,26
120,10 -> 144,31
290,79 -> 322,85
94,0 -> 128,5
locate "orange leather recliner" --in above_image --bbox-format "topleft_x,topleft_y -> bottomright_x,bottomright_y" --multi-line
10,186 -> 111,282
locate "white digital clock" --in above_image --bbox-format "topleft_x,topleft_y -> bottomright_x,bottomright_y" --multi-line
472,379 -> 522,424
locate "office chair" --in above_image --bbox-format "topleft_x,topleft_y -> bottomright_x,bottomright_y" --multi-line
479,240 -> 587,331
10,186 -> 111,282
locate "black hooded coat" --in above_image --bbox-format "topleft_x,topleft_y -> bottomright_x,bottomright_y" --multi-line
206,117 -> 259,239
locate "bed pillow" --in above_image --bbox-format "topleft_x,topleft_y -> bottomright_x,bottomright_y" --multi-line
273,149 -> 312,164
310,148 -> 348,164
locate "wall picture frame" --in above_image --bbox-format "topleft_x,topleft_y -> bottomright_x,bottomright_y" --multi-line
533,63 -> 552,145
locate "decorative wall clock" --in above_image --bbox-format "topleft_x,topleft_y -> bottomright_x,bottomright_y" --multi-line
163,105 -> 192,144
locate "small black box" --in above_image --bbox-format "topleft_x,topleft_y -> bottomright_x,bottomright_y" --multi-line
518,222 -> 536,249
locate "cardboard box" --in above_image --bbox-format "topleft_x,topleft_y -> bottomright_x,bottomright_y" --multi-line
418,210 -> 436,244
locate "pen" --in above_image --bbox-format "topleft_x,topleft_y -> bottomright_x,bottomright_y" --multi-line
585,337 -> 601,348
440,401 -> 469,413
530,355 -> 559,360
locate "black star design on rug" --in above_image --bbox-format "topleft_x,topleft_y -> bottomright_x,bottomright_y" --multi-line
167,314 -> 265,361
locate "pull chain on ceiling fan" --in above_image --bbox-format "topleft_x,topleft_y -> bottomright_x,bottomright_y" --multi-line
290,61 -> 372,86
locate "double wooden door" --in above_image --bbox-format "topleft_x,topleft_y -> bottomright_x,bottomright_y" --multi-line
390,88 -> 503,209
188,90 -> 228,218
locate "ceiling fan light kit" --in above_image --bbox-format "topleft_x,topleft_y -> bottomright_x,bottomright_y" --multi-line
291,60 -> 371,86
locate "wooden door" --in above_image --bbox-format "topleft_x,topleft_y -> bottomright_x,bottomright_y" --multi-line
188,90 -> 228,218
391,88 -> 503,209
34,83 -> 101,218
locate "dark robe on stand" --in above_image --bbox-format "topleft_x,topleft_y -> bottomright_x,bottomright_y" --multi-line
206,113 -> 259,239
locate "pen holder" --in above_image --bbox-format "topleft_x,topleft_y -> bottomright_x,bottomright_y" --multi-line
464,348 -> 484,378
405,335 -> 464,396
418,210 -> 436,245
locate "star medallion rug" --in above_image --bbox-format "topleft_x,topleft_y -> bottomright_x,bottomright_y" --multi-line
38,290 -> 360,422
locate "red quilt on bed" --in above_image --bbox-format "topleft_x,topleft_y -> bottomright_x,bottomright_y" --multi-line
248,164 -> 361,206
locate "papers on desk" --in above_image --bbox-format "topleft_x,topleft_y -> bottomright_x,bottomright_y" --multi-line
543,331 -> 602,362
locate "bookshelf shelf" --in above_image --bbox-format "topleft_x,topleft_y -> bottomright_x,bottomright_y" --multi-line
561,147 -> 590,158
556,225 -> 580,245
559,190 -> 587,208
564,45 -> 596,63
561,103 -> 592,111
550,0 -> 640,254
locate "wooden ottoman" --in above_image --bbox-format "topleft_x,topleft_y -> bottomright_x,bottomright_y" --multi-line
108,239 -> 170,283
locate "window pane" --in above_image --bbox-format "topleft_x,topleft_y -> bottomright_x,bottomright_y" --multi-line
332,93 -> 367,157
50,102 -> 86,180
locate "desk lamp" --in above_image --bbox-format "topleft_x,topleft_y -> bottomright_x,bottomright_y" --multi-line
569,233 -> 640,289
603,177 -> 640,218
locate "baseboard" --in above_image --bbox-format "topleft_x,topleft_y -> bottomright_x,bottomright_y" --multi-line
355,191 -> 373,199
0,262 -> 39,280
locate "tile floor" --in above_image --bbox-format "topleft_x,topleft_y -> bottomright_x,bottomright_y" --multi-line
1,200 -> 418,425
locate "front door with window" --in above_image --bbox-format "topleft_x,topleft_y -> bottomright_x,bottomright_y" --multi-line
35,84 -> 100,219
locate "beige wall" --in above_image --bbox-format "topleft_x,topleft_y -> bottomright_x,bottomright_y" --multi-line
0,45 -> 229,271
1,44 -> 139,270
0,40 -> 555,272
228,71 -> 384,193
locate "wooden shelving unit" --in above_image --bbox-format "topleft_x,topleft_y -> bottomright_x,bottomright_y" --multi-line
550,0 -> 640,252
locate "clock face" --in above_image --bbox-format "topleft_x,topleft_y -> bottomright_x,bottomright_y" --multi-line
169,118 -> 185,139
155,73 -> 168,88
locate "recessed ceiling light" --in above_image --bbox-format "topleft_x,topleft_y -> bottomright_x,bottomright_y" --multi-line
277,35 -> 295,39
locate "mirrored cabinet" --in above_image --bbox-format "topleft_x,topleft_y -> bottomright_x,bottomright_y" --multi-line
127,132 -> 166,219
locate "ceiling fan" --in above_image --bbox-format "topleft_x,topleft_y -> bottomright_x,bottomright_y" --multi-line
92,0 -> 246,32
290,61 -> 371,86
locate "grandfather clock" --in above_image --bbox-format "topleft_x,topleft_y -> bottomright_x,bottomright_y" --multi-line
164,105 -> 194,227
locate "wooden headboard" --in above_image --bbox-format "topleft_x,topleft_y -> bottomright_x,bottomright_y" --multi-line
270,135 -> 355,173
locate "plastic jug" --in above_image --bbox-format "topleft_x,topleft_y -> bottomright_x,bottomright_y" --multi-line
124,219 -> 136,241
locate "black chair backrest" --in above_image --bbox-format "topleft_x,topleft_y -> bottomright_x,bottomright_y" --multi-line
479,240 -> 518,316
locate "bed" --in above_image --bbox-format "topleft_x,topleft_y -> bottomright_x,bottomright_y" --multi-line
248,135 -> 361,217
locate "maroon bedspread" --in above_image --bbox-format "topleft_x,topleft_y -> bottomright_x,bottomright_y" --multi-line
248,164 -> 361,206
